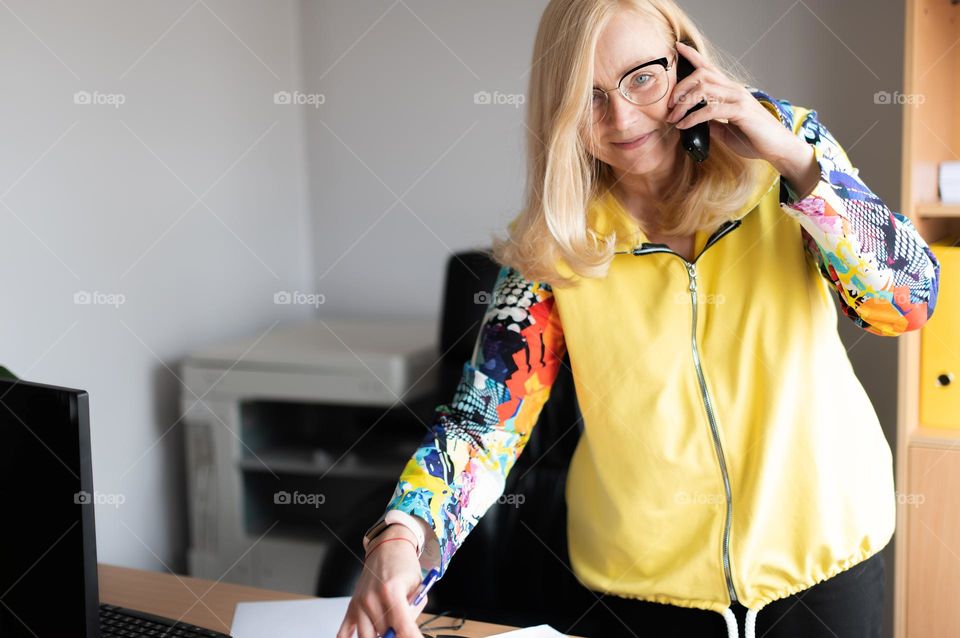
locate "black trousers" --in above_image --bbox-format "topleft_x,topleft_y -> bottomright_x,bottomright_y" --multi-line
562,550 -> 885,638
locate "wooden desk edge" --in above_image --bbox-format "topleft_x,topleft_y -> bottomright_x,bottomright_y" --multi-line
98,564 -> 584,637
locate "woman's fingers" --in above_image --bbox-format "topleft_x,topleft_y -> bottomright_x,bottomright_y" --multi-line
669,80 -> 726,121
335,601 -> 358,638
334,584 -> 427,638
357,588 -> 392,638
393,593 -> 429,638
381,583 -> 424,638
670,83 -> 741,128
334,592 -> 426,638
356,608 -> 379,638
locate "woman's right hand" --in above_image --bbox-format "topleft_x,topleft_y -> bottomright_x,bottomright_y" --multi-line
336,524 -> 429,638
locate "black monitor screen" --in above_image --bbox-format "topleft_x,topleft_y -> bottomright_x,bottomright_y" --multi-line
0,378 -> 99,637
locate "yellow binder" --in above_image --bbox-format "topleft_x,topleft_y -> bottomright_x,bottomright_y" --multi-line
920,240 -> 959,429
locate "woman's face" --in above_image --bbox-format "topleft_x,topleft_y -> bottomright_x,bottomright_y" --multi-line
584,12 -> 678,176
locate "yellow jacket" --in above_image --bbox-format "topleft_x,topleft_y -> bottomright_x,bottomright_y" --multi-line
372,88 -> 941,633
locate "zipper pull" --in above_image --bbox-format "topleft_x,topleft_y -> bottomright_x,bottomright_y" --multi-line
686,262 -> 697,292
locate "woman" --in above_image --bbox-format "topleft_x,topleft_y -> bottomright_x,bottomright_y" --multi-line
338,1 -> 940,637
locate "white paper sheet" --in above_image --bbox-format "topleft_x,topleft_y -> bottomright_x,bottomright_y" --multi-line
230,597 -> 570,638
231,597 -> 352,638
487,625 -> 569,637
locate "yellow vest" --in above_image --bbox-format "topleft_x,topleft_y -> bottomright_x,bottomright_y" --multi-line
553,125 -> 895,614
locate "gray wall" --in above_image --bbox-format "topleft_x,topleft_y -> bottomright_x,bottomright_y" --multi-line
0,0 -> 314,570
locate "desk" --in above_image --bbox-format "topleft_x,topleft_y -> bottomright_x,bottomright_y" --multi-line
98,564 -> 569,637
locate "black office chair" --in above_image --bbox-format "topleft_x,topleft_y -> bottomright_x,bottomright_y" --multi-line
317,249 -> 589,630
424,249 -> 588,628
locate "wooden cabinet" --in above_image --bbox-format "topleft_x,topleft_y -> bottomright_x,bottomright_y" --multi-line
897,1 -> 960,636
905,447 -> 960,636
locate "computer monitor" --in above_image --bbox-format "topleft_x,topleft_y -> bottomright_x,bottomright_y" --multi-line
0,377 -> 100,637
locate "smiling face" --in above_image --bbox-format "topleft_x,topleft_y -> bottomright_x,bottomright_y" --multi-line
584,10 -> 679,179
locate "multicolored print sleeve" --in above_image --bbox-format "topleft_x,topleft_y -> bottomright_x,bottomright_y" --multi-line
380,265 -> 567,578
777,106 -> 940,337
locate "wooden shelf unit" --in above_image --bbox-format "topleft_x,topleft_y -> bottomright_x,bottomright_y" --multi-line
896,1 -> 960,636
916,202 -> 960,218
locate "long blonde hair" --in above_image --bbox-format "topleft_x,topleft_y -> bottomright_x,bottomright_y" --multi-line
491,0 -> 766,287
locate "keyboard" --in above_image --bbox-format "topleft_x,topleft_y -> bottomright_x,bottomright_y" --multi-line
99,603 -> 233,637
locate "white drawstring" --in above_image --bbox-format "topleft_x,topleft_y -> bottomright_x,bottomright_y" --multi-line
722,606 -> 739,638
745,607 -> 759,638
722,604 -> 762,638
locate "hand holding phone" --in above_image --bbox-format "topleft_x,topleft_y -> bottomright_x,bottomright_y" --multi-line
675,40 -> 710,163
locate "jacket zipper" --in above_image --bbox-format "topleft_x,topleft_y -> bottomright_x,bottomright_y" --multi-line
686,259 -> 738,604
617,219 -> 742,604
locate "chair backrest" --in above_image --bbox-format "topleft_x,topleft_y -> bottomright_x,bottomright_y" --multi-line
428,250 -> 587,628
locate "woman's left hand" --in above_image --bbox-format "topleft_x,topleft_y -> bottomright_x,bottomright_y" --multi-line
665,41 -> 808,168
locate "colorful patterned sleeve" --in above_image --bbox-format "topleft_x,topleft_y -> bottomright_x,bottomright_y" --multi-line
777,106 -> 940,337
380,264 -> 567,578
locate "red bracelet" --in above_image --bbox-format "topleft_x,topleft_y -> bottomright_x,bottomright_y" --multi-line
363,536 -> 417,562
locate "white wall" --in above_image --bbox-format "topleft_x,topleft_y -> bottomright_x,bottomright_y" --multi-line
298,0 -> 549,319
0,0 -> 314,571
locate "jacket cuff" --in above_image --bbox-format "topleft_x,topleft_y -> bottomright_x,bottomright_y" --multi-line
363,509 -> 426,554
779,142 -> 826,207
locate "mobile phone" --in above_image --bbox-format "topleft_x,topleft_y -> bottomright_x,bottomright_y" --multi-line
675,40 -> 710,163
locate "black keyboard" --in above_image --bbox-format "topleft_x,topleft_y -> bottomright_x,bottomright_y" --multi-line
99,603 -> 233,637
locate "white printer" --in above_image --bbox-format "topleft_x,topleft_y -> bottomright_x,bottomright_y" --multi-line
180,317 -> 439,594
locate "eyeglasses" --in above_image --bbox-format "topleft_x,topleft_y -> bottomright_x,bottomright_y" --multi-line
418,610 -> 466,636
591,53 -> 677,124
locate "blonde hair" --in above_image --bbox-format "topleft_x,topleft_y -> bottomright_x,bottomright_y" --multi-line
491,0 -> 766,287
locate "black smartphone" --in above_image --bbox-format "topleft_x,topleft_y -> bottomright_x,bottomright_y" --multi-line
675,40 -> 710,163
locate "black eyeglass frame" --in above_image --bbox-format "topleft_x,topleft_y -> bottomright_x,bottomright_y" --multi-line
591,52 -> 678,122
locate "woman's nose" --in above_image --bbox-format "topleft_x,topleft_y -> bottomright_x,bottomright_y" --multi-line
606,91 -> 650,132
